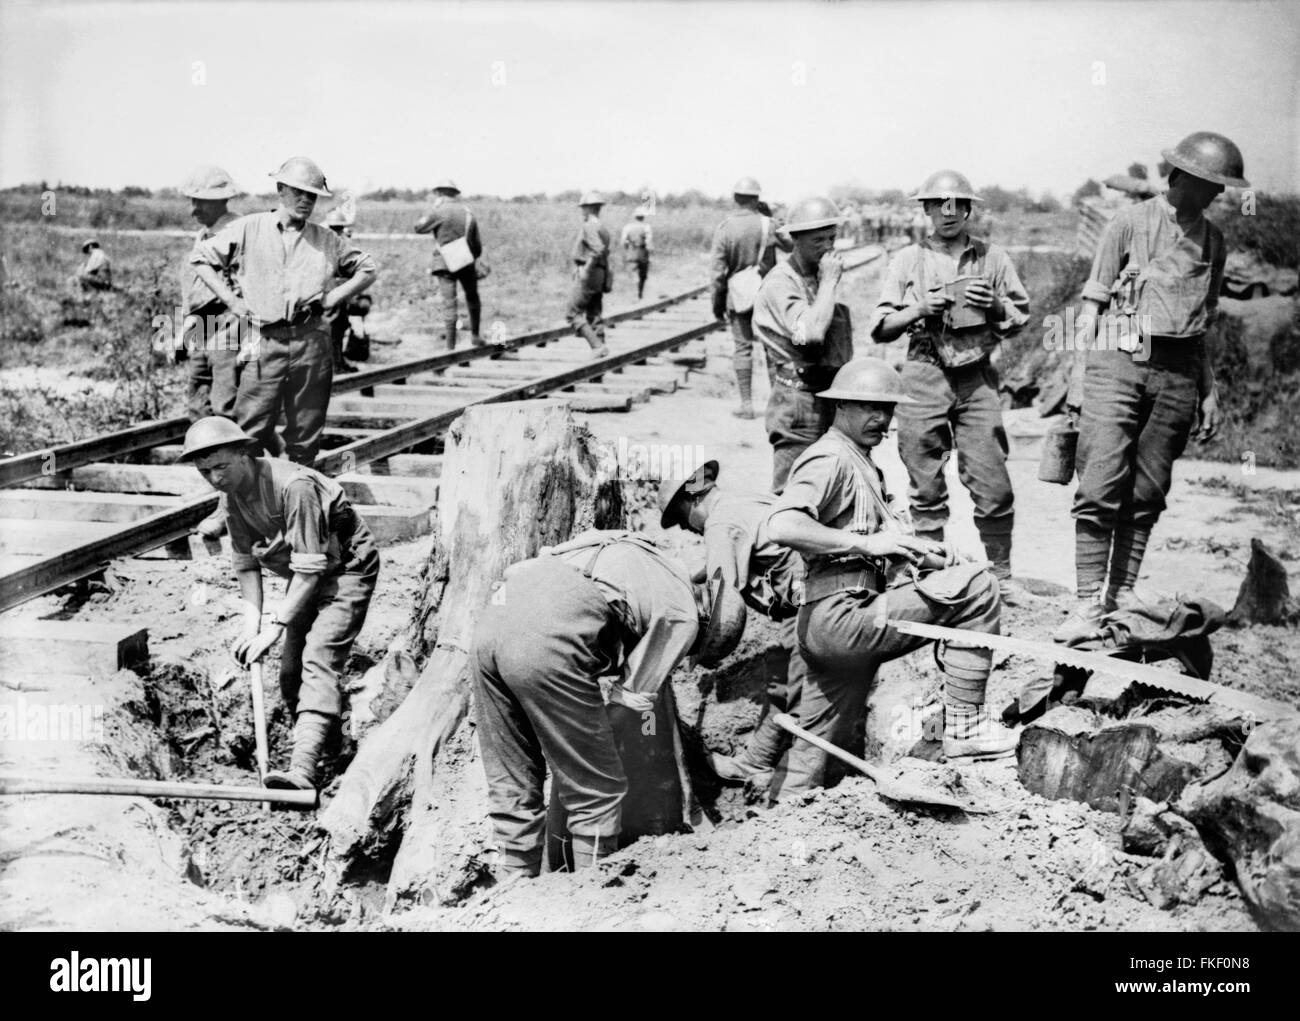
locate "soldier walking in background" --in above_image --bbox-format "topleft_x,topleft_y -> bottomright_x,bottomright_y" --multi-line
1057,132 -> 1241,643
620,205 -> 653,300
414,178 -> 484,349
752,196 -> 854,492
710,177 -> 778,420
190,156 -> 378,466
567,191 -> 613,357
869,170 -> 1033,603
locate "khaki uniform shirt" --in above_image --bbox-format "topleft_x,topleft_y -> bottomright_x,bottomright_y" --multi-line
544,530 -> 698,706
704,492 -> 802,618
190,211 -> 377,325
869,234 -> 1030,365
227,457 -> 364,579
414,200 -> 483,273
709,208 -> 777,310
620,221 -> 652,253
1081,195 -> 1225,338
769,428 -> 896,599
752,257 -> 854,386
572,217 -> 611,268
182,211 -> 240,316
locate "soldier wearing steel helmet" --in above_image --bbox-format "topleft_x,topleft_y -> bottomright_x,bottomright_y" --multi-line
190,156 -> 379,466
752,195 -> 855,492
178,416 -> 380,792
470,530 -> 744,879
1056,132 -> 1245,644
869,169 -> 1032,603
178,166 -> 243,422
566,191 -> 614,356
657,461 -> 806,784
764,358 -> 1017,800
414,178 -> 485,349
709,176 -> 781,420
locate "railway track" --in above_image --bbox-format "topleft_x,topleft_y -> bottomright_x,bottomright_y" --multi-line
0,244 -> 883,614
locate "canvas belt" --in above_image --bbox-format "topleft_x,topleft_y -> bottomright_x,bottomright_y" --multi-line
259,316 -> 325,340
801,561 -> 886,604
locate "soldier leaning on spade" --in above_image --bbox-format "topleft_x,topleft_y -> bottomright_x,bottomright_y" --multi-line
414,178 -> 485,350
657,461 -> 807,784
566,191 -> 614,357
190,156 -> 378,469
709,176 -> 781,421
179,416 -> 380,792
752,196 -> 855,493
1056,132 -> 1244,644
870,169 -> 1033,605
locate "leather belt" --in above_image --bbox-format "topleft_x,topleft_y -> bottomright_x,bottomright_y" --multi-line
801,562 -> 885,604
259,316 -> 325,340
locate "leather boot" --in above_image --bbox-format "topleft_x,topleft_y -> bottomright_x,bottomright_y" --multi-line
942,702 -> 1018,762
265,711 -> 332,791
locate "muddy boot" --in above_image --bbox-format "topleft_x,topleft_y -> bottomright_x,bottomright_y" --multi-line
980,531 -> 1042,608
732,403 -> 756,420
265,710 -> 332,791
470,334 -> 486,347
578,323 -> 608,359
1052,592 -> 1111,645
942,702 -> 1018,763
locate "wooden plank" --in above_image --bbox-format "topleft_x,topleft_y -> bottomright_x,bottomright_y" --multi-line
0,489 -> 180,522
25,462 -> 211,497
365,454 -> 443,478
0,520 -> 125,557
0,620 -> 149,672
336,472 -> 439,507
355,503 -> 437,545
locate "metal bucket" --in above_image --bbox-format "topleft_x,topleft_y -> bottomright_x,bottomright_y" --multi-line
1037,422 -> 1078,484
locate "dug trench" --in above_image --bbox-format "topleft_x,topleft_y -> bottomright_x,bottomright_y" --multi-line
4,248 -> 1298,931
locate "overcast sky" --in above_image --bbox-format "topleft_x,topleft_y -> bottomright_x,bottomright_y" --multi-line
2,0 -> 1297,201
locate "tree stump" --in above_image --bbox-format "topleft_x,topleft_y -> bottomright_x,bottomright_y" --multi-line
1179,719 -> 1300,931
318,401 -> 627,896
1228,538 -> 1298,626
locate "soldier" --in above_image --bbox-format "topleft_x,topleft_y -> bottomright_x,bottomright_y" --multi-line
179,416 -> 380,792
324,206 -> 363,373
471,530 -> 745,878
178,166 -> 242,422
1057,133 -> 1242,643
76,239 -> 112,290
869,170 -> 1033,603
190,156 -> 378,466
765,359 -> 1017,801
620,206 -> 653,300
752,196 -> 854,492
566,191 -> 613,357
413,178 -> 484,349
710,177 -> 779,420
657,461 -> 805,783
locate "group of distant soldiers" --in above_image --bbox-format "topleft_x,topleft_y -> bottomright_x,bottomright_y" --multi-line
165,130 -> 1246,873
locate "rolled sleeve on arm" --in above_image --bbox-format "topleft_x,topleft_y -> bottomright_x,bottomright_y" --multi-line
992,251 -> 1031,335
869,254 -> 912,340
1081,213 -> 1133,305
282,479 -> 331,575
769,450 -> 838,525
613,614 -> 698,708
335,235 -> 378,279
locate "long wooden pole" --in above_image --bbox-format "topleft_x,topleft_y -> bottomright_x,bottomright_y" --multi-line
0,774 -> 317,808
249,661 -> 271,811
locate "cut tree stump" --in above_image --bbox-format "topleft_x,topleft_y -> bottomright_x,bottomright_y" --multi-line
1179,718 -> 1300,931
1017,703 -> 1247,813
318,400 -> 629,901
1228,539 -> 1298,626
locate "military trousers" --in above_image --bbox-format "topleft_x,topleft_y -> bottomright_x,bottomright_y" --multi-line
278,533 -> 380,721
765,383 -> 834,493
770,569 -> 1000,801
186,311 -> 243,421
896,359 -> 1014,540
234,323 -> 332,465
434,265 -> 482,344
471,558 -> 628,873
